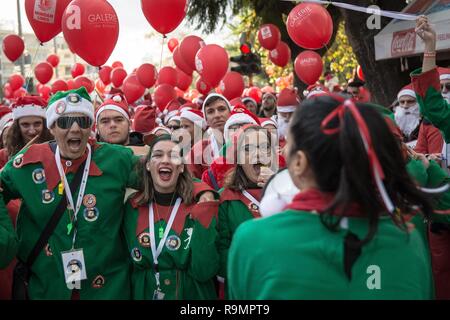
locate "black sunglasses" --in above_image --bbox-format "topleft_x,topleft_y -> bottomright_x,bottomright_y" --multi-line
441,83 -> 450,91
167,125 -> 180,131
56,116 -> 92,129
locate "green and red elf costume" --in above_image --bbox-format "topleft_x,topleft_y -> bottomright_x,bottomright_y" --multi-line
123,183 -> 219,300
0,88 -> 139,299
411,67 -> 450,299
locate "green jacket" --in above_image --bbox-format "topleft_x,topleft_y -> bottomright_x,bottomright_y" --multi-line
411,68 -> 450,142
0,142 -> 139,300
123,191 -> 219,300
228,209 -> 433,300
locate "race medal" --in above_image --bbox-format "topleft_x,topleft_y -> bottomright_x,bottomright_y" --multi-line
61,249 -> 88,285
158,226 -> 164,239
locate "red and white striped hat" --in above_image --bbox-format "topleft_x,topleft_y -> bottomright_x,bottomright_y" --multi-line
397,84 -> 415,100
180,108 -> 206,130
95,94 -> 130,123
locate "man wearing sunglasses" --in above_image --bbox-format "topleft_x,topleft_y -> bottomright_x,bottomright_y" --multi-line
0,87 -> 139,300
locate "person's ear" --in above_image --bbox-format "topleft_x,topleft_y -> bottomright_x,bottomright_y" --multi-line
291,150 -> 309,178
145,160 -> 151,172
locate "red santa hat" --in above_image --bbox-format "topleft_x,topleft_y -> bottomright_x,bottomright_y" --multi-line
11,96 -> 47,120
95,93 -> 130,123
224,104 -> 260,141
230,97 -> 243,108
277,88 -> 300,113
180,108 -> 207,130
304,83 -> 329,99
438,67 -> 450,81
164,99 -> 181,124
201,93 -> 231,119
132,105 -> 158,134
259,117 -> 278,129
242,96 -> 258,107
150,126 -> 171,135
397,83 -> 416,100
0,105 -> 13,136
179,102 -> 197,113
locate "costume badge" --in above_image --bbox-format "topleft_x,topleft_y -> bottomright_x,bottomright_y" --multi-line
82,194 -> 96,208
55,101 -> 66,114
13,154 -> 24,168
83,207 -> 99,222
67,93 -> 81,105
92,275 -> 105,288
32,168 -> 46,184
131,247 -> 142,262
248,202 -> 259,212
61,249 -> 88,285
41,189 -> 55,204
165,235 -> 181,251
138,232 -> 151,248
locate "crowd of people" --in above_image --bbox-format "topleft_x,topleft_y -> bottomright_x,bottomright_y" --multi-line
0,16 -> 449,300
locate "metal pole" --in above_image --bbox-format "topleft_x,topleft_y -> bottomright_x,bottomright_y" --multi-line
53,38 -> 59,78
16,0 -> 25,77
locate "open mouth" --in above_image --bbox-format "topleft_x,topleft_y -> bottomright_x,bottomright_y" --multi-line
158,167 -> 173,182
67,138 -> 81,151
253,163 -> 263,176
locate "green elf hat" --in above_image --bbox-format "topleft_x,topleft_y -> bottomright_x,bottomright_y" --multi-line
46,87 -> 94,129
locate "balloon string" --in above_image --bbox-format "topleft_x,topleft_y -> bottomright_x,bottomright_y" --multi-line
159,35 -> 167,70
25,41 -> 42,93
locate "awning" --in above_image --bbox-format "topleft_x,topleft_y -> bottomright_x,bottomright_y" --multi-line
374,0 -> 450,61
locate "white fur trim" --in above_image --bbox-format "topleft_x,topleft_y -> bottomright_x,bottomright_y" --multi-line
0,113 -> 13,130
261,119 -> 277,128
201,93 -> 231,119
95,105 -> 129,123
224,113 -> 257,142
180,110 -> 206,130
242,97 -> 257,106
397,89 -> 416,100
46,97 -> 94,129
440,74 -> 450,81
12,105 -> 46,120
277,105 -> 296,113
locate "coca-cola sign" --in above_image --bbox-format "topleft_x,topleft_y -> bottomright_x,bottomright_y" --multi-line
391,29 -> 416,57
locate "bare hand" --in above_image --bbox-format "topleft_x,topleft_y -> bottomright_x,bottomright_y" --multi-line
415,15 -> 436,47
198,191 -> 216,203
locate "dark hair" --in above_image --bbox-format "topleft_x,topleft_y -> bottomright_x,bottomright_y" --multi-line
204,96 -> 227,109
6,118 -> 53,157
289,96 -> 432,247
224,126 -> 274,191
135,135 -> 194,206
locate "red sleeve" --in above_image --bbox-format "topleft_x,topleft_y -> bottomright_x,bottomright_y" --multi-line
426,124 -> 444,154
414,123 -> 428,154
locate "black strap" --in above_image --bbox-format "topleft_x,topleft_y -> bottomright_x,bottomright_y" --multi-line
207,169 -> 220,191
26,156 -> 87,267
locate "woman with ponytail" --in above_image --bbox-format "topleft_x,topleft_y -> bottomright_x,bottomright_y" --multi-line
227,96 -> 433,299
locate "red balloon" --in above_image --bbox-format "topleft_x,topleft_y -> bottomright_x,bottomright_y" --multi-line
67,79 -> 76,90
294,50 -> 323,85
34,62 -> 54,84
74,76 -> 94,93
123,74 -> 145,104
247,87 -> 263,104
39,85 -> 51,100
3,83 -> 13,99
136,63 -> 157,89
257,24 -> 281,51
286,3 -> 333,50
220,72 -> 245,100
176,68 -> 192,91
179,35 -> 204,72
95,79 -> 106,96
173,46 -> 193,75
9,74 -> 25,91
269,42 -> 291,67
71,63 -> 85,78
25,0 -> 72,43
196,78 -> 212,95
112,61 -> 123,69
14,87 -> 28,99
357,65 -> 365,81
195,44 -> 229,88
99,66 -> 113,85
62,0 -> 119,66
141,0 -> 187,35
157,67 -> 178,87
51,79 -> 68,94
167,38 -> 179,53
2,34 -> 25,62
154,84 -> 177,111
47,54 -> 60,67
111,67 -> 128,88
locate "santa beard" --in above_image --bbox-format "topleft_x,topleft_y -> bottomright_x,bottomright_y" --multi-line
394,104 -> 421,137
277,116 -> 290,139
443,92 -> 450,104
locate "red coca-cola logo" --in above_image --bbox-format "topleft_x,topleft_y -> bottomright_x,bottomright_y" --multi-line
38,0 -> 53,11
391,29 -> 416,57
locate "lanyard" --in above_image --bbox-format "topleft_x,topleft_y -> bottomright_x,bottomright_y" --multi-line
55,144 -> 92,248
149,197 -> 181,288
242,190 -> 260,207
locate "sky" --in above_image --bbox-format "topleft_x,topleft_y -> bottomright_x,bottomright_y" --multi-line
0,0 -> 235,72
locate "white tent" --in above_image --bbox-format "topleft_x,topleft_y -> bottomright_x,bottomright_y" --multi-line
374,0 -> 450,61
